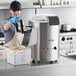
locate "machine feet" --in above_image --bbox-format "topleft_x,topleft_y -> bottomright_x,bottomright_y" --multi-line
32,60 -> 36,64
37,61 -> 40,64
32,60 -> 58,64
50,60 -> 58,64
32,60 -> 40,64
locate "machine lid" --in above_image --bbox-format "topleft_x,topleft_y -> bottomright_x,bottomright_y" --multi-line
48,16 -> 60,25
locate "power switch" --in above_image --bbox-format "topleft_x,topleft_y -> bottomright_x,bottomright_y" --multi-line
54,47 -> 57,50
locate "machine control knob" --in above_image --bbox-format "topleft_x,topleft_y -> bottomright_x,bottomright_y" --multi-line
54,47 -> 57,50
62,37 -> 65,41
70,37 -> 72,40
0,42 -> 4,45
67,37 -> 69,40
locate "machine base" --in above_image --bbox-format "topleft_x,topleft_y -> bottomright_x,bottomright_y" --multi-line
32,60 -> 40,64
32,60 -> 58,64
50,60 -> 58,64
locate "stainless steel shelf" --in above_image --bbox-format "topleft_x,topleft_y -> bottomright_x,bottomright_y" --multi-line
0,55 -> 76,76
41,4 -> 76,8
0,2 -> 76,9
0,3 -> 40,9
0,55 -> 76,72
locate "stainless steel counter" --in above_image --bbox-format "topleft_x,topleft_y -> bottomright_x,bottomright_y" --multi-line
0,55 -> 76,76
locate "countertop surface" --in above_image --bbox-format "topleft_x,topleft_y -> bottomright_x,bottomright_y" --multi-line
0,55 -> 76,72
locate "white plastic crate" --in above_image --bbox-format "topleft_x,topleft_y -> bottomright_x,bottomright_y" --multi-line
6,47 -> 31,65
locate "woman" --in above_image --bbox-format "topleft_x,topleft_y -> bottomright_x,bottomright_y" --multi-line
1,1 -> 22,49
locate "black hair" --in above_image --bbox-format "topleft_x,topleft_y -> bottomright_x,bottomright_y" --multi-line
10,1 -> 21,11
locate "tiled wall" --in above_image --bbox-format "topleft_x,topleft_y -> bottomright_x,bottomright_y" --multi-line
37,7 -> 76,26
21,9 -> 35,26
0,9 -> 9,21
0,7 -> 76,27
0,9 -> 35,26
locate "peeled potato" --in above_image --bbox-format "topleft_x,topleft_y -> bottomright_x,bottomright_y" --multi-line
10,46 -> 26,51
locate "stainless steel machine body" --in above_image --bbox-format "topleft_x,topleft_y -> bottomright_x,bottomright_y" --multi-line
29,15 -> 60,63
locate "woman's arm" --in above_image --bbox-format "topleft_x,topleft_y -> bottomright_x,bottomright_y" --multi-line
3,17 -> 20,31
3,21 -> 11,31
